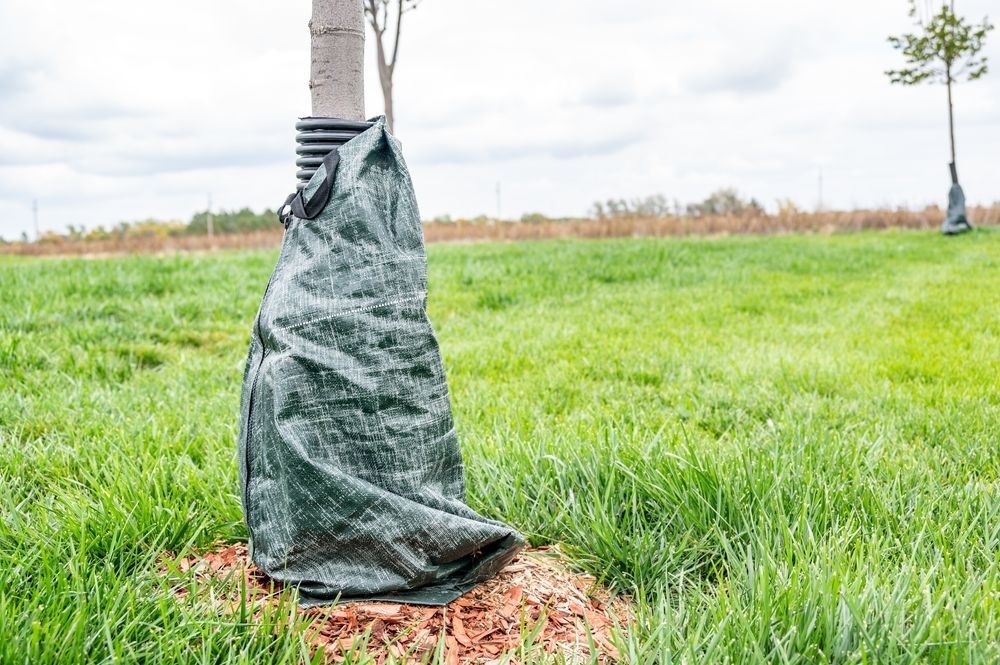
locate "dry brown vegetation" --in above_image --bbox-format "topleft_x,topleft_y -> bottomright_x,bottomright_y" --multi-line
0,230 -> 283,258
4,206 -> 998,257
424,206 -> 999,243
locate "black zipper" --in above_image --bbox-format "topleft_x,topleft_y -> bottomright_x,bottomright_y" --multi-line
243,346 -> 267,543
243,228 -> 290,544
245,160 -> 334,543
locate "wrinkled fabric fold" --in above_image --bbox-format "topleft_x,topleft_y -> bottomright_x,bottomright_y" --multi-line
237,116 -> 523,606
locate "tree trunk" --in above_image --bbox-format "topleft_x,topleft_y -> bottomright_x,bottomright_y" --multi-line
946,63 -> 957,183
310,0 -> 365,119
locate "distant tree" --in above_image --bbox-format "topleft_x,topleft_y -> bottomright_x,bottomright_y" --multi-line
686,188 -> 764,217
886,1 -> 992,182
590,198 -> 628,219
188,208 -> 277,235
590,194 -> 676,219
364,0 -> 423,133
591,191 -> 771,219
775,198 -> 803,216
632,194 -> 672,218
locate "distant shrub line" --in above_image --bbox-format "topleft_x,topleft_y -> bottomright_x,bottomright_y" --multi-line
36,207 -> 281,245
3,188 -> 998,256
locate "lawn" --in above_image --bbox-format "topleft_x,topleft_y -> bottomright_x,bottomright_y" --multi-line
1,230 -> 997,663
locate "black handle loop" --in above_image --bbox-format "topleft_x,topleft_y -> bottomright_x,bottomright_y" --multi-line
278,149 -> 341,228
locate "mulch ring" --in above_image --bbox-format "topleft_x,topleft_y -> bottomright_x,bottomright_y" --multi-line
158,543 -> 632,664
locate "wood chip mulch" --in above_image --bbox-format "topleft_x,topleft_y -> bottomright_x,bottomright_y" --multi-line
158,543 -> 632,664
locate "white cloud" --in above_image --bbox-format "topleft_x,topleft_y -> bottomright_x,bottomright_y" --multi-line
0,0 -> 998,238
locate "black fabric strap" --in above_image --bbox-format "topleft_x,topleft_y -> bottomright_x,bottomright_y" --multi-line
278,149 -> 341,228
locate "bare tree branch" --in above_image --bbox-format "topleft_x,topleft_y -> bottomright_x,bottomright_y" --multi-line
390,0 -> 404,73
363,0 -> 423,132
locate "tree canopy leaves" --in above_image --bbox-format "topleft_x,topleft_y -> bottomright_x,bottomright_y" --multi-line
886,1 -> 993,85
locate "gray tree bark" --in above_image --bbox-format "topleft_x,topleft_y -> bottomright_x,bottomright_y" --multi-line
310,0 -> 366,119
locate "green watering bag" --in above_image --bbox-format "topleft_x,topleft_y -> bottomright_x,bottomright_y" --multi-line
238,117 -> 523,607
942,183 -> 972,235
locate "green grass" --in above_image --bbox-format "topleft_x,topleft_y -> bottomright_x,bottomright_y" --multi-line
1,229 -> 998,663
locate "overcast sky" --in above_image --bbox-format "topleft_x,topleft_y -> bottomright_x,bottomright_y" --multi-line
1,0 -> 997,239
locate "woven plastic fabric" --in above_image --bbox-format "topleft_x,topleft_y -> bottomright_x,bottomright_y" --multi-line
942,183 -> 972,235
237,117 -> 523,607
